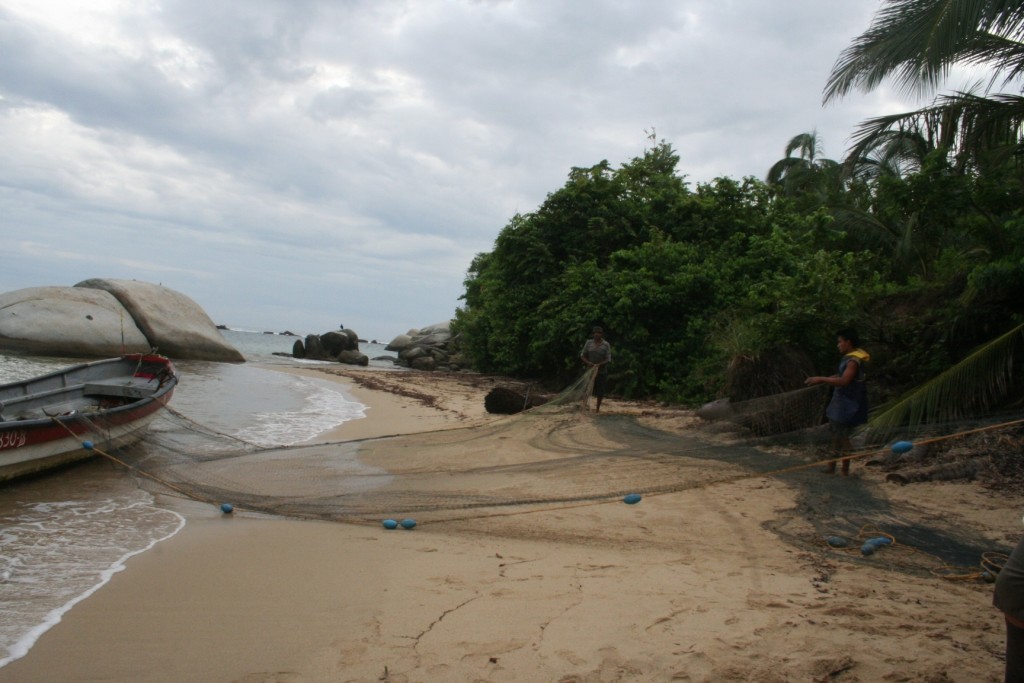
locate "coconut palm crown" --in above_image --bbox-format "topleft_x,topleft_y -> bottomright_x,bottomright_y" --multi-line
823,0 -> 1024,438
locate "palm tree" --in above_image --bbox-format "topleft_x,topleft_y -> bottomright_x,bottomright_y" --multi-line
824,0 -> 1024,167
824,1 -> 1024,100
766,131 -> 844,205
845,90 -> 1024,174
842,129 -> 936,182
824,0 -> 1024,435
864,322 -> 1024,442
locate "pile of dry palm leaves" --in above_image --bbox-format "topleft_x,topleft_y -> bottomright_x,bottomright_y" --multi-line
866,425 -> 1024,494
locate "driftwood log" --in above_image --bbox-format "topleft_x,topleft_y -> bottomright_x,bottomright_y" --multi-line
885,457 -> 988,485
484,386 -> 550,414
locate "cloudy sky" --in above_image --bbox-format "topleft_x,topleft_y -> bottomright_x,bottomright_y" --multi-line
0,0 -> 917,341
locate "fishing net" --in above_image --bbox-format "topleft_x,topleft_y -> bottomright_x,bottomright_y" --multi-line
97,366 -> 1015,576
126,405 -> 751,521
483,366 -> 600,413
107,365 -> 712,521
696,384 -> 832,439
531,365 -> 598,411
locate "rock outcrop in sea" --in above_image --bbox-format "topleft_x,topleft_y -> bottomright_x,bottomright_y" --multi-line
385,321 -> 466,371
290,328 -> 369,366
0,279 -> 244,362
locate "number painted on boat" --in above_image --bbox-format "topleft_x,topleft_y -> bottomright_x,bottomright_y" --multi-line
0,431 -> 28,449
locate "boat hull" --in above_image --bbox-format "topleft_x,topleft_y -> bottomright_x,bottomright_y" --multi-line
0,354 -> 177,483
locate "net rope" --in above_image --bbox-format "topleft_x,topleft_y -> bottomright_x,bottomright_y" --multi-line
95,367 -> 1021,577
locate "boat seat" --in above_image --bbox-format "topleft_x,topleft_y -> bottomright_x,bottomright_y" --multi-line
0,383 -> 89,421
82,379 -> 154,399
0,383 -> 87,411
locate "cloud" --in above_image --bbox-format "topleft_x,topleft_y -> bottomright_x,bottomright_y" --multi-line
0,0 -> 918,339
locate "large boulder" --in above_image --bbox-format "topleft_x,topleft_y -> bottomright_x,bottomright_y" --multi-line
385,321 -> 466,371
291,330 -> 369,366
319,330 -> 358,356
75,279 -> 244,362
0,280 -> 244,362
336,349 -> 369,366
0,286 -> 152,357
384,333 -> 413,352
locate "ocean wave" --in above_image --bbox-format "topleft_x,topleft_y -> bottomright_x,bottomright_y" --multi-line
0,491 -> 184,668
243,374 -> 366,446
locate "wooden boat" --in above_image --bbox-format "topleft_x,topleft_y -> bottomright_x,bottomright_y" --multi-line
0,354 -> 177,482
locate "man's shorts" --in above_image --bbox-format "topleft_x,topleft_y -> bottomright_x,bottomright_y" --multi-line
828,420 -> 856,436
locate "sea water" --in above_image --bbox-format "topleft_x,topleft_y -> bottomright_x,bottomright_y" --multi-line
0,330 -> 399,667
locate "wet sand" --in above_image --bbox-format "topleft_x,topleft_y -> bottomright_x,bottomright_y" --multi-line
0,367 -> 1018,682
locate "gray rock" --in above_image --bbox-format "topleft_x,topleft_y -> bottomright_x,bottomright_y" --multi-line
0,286 -> 152,357
399,346 -> 427,361
321,331 -> 358,358
385,333 -> 413,352
387,320 -> 462,371
75,279 -> 243,362
410,355 -> 436,371
293,330 -> 368,366
426,347 -> 448,361
336,349 -> 369,366
304,335 -> 325,358
418,321 -> 451,335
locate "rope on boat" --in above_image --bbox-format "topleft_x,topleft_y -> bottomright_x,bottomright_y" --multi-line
162,404 -> 265,447
48,414 -> 221,507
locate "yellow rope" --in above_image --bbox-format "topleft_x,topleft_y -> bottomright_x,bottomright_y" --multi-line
983,552 -> 1009,575
423,419 -> 1024,581
811,523 -> 1002,581
371,417 -> 1024,519
904,417 -> 1024,447
50,415 -> 221,507
50,400 -> 1024,576
856,525 -> 896,545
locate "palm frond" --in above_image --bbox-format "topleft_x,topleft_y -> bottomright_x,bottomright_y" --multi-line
784,131 -> 823,161
864,321 -> 1024,441
959,31 -> 1024,86
766,157 -> 805,185
830,206 -> 901,247
843,129 -> 934,180
824,0 -> 1024,102
844,90 -> 1024,169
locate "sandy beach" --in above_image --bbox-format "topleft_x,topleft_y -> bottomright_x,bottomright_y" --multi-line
0,366 -> 1019,682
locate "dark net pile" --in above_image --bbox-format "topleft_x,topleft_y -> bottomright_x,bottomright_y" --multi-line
106,371 -> 1019,575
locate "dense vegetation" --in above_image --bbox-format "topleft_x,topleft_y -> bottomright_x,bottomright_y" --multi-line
454,0 -> 1024,423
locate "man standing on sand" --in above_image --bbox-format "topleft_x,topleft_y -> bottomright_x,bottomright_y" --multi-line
580,326 -> 612,412
995,533 -> 1024,682
804,328 -> 870,475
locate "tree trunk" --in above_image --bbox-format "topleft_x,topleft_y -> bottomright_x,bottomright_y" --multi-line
484,386 -> 549,414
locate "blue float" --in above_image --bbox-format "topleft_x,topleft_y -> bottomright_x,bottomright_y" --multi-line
891,440 -> 914,454
860,543 -> 876,556
382,519 -> 399,529
400,518 -> 417,529
826,536 -> 849,548
623,493 -> 642,505
82,440 -> 94,450
220,503 -> 233,514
